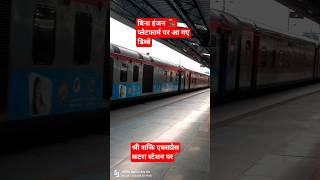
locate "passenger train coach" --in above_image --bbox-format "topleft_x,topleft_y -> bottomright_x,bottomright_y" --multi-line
0,0 -> 107,128
110,44 -> 210,103
209,10 -> 320,102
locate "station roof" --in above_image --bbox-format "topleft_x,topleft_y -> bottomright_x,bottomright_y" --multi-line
110,0 -> 211,67
276,0 -> 320,24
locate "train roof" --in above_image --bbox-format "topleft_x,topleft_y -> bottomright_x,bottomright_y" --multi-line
110,43 -> 180,68
179,66 -> 210,76
210,9 -> 318,45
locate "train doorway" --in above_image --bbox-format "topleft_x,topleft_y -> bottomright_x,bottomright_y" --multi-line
142,64 -> 154,93
0,1 -> 10,114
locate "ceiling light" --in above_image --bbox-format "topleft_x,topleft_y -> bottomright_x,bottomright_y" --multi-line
177,22 -> 188,28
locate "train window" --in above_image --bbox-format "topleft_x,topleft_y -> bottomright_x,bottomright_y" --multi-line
271,50 -> 277,67
170,72 -> 173,82
245,40 -> 251,56
209,34 -> 217,47
261,47 -> 267,68
164,71 -> 168,82
279,51 -> 284,67
74,12 -> 92,65
133,65 -> 139,82
175,73 -> 179,82
33,7 -> 56,65
287,51 -> 291,67
120,63 -> 128,82
158,69 -> 162,78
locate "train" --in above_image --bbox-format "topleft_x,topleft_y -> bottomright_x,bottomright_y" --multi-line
110,43 -> 210,103
0,0 -> 107,128
209,10 -> 320,101
0,0 -> 208,128
5,1 -> 319,127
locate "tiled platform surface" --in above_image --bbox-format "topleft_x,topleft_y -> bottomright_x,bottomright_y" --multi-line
212,84 -> 320,180
110,89 -> 210,180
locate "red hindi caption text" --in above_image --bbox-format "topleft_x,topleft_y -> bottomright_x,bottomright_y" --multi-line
136,18 -> 191,47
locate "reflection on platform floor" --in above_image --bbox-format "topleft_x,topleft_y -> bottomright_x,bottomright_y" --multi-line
212,84 -> 320,180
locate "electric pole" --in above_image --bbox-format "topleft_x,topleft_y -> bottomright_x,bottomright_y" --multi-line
222,0 -> 226,12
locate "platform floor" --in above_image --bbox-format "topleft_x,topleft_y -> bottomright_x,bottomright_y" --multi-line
0,132 -> 108,179
110,89 -> 210,179
212,84 -> 320,180
2,83 -> 320,179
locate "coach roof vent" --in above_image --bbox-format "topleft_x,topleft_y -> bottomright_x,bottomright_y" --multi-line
138,53 -> 143,60
112,45 -> 121,54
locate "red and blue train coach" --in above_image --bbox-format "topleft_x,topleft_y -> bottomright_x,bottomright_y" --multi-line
110,44 -> 210,102
110,44 -> 182,100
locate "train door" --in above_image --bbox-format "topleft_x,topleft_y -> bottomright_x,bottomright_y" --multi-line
238,32 -> 254,91
251,34 -> 260,88
0,0 -> 11,118
142,64 -> 154,93
178,72 -> 183,92
189,72 -> 191,89
218,31 -> 230,94
181,72 -> 185,91
225,33 -> 239,92
184,72 -> 188,90
188,72 -> 192,89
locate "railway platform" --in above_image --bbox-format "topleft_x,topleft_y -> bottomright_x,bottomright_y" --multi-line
212,84 -> 320,180
110,89 -> 210,179
2,84 -> 320,180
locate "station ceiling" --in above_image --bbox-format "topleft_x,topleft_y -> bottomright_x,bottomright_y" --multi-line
276,0 -> 320,24
110,0 -> 211,67
110,0 -> 320,68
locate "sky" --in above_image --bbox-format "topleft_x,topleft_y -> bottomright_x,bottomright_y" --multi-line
110,18 -> 210,75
